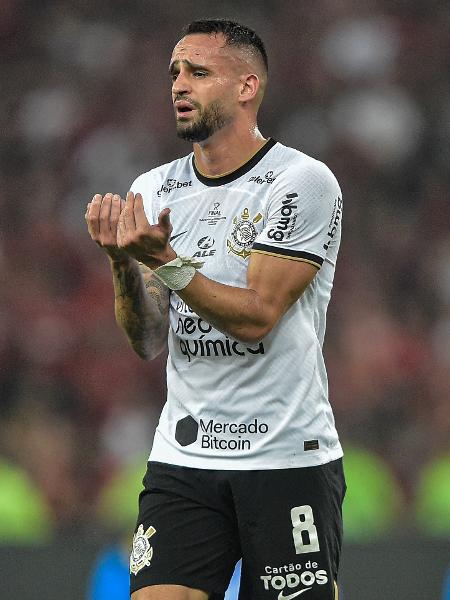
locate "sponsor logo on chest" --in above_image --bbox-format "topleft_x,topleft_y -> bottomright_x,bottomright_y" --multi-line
157,178 -> 192,197
248,170 -> 277,185
193,236 -> 216,258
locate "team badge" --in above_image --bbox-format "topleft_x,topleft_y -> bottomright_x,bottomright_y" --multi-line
227,208 -> 263,259
130,524 -> 156,575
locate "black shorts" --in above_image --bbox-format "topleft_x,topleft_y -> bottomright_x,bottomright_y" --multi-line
130,459 -> 346,599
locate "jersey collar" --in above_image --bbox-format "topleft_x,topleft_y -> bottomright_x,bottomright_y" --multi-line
192,138 -> 277,187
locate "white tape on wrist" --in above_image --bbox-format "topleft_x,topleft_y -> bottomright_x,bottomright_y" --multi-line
153,255 -> 204,290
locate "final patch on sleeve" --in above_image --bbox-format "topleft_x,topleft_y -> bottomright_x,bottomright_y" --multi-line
130,523 -> 157,575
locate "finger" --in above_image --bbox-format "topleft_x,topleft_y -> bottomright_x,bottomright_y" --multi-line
117,211 -> 125,247
125,190 -> 134,211
158,208 -> 172,233
110,194 -> 122,233
123,191 -> 136,232
86,194 -> 103,236
99,193 -> 113,233
133,193 -> 150,229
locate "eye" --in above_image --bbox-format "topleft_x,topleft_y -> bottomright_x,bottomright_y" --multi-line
193,71 -> 207,78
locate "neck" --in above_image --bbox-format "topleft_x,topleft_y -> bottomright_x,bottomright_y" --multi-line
193,123 -> 267,178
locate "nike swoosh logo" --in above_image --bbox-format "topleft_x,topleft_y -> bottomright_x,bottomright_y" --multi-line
278,588 -> 312,600
170,230 -> 188,242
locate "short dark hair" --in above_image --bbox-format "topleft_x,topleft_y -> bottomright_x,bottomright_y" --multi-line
181,18 -> 268,72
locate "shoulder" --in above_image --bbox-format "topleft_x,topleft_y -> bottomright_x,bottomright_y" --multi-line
130,153 -> 193,191
273,143 -> 341,200
273,143 -> 340,193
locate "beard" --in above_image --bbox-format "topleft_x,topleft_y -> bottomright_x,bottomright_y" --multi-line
176,99 -> 230,142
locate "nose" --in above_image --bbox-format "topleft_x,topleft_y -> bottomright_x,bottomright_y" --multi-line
172,70 -> 191,98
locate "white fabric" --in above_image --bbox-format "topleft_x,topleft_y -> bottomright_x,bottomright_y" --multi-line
130,140 -> 343,470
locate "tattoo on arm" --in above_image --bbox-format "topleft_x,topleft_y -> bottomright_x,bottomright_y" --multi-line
141,268 -> 169,315
111,260 -> 170,359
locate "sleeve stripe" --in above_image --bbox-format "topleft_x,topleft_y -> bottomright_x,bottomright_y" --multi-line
251,243 -> 324,268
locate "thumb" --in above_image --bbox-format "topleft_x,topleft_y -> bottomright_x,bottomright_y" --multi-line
158,208 -> 172,232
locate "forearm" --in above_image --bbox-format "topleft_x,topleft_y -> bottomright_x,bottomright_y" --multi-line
113,193 -> 317,345
111,257 -> 170,359
175,272 -> 274,344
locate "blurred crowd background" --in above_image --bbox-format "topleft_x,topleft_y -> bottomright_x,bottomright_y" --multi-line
0,0 -> 449,560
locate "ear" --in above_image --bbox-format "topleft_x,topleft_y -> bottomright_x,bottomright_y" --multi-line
238,74 -> 260,103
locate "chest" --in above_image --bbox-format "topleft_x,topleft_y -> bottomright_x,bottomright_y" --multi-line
165,184 -> 272,284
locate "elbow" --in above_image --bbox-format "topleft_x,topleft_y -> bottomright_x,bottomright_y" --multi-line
130,338 -> 165,361
233,298 -> 278,344
233,322 -> 273,346
130,341 -> 152,360
132,345 -> 153,361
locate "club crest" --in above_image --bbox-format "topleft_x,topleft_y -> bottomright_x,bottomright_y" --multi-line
227,208 -> 263,259
130,524 -> 156,575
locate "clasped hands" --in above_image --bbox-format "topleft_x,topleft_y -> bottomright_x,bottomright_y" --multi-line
85,192 -> 177,268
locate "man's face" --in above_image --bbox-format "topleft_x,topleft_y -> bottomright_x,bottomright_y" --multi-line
169,34 -> 242,142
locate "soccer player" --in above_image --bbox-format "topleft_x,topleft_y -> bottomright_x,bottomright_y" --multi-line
85,19 -> 345,600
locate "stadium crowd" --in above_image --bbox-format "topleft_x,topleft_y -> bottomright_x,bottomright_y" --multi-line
0,0 -> 449,542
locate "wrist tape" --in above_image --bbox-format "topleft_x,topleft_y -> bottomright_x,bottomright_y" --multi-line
153,255 -> 204,290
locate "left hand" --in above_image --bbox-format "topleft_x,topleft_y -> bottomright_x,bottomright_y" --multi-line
117,191 -> 177,268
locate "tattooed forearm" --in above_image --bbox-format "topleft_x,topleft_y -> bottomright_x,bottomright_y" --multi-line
114,263 -> 141,300
111,259 -> 170,359
144,278 -> 166,314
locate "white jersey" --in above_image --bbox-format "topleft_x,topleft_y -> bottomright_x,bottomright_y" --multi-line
130,139 -> 343,469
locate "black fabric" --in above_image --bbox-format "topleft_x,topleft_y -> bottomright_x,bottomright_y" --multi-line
252,242 -> 324,267
130,459 -> 346,599
192,139 -> 277,186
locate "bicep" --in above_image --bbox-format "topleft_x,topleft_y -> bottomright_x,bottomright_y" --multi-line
247,163 -> 340,327
247,251 -> 318,323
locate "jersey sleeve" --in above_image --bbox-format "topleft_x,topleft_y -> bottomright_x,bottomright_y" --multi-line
252,160 -> 343,268
129,170 -> 161,225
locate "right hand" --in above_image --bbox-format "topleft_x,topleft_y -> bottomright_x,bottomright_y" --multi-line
116,192 -> 175,268
85,193 -> 128,262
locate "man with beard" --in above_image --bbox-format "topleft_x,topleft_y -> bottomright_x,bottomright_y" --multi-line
85,19 -> 345,600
